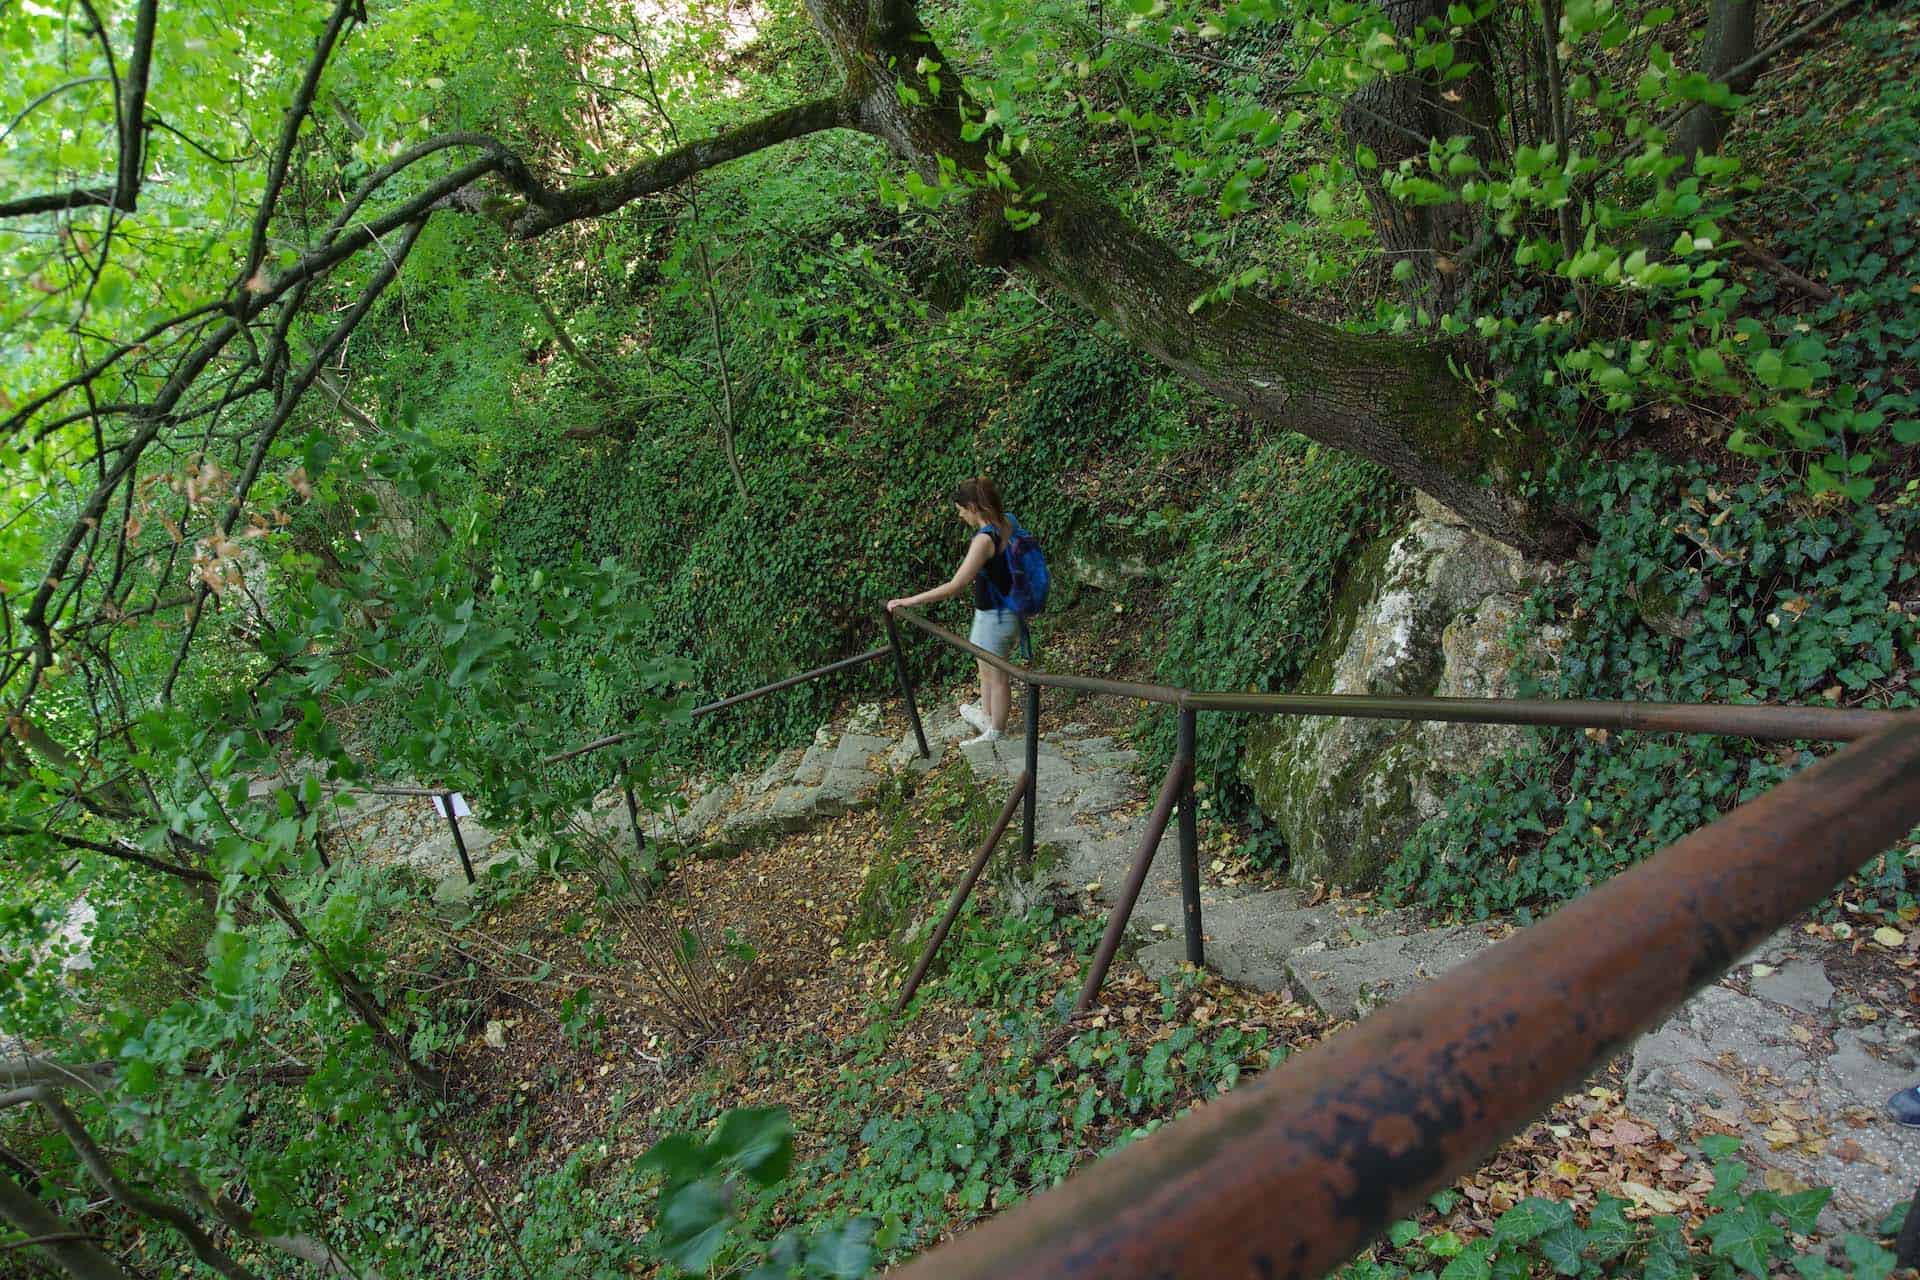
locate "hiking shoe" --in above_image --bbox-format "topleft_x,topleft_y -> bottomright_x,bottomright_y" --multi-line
958,703 -> 991,732
1888,1086 -> 1920,1128
961,729 -> 1004,746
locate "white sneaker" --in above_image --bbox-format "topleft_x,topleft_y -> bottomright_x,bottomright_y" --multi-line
962,728 -> 1004,746
958,703 -> 991,732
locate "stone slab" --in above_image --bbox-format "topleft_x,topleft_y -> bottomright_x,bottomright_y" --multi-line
1288,923 -> 1497,1020
1751,958 -> 1835,1015
830,732 -> 895,774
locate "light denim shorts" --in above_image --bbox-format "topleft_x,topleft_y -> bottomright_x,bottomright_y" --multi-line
969,608 -> 1021,657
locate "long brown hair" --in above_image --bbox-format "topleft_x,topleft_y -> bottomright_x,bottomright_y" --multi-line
953,476 -> 1009,548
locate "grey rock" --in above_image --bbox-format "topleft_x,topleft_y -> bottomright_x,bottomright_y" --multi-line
788,741 -> 835,789
750,748 -> 805,796
673,784 -> 737,838
887,729 -> 943,773
846,702 -> 885,734
1629,984 -> 1920,1234
830,732 -> 895,774
1244,504 -> 1560,891
1064,545 -> 1161,592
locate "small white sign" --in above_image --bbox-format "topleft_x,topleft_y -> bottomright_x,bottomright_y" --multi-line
432,792 -> 471,818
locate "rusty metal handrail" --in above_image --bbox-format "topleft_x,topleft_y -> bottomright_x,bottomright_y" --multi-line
894,607 -> 1899,741
892,720 -> 1920,1280
896,772 -> 1033,1012
887,602 -> 1908,1013
545,645 -> 894,764
291,644 -> 914,879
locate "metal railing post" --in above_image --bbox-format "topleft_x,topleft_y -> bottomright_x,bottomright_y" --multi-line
439,792 -> 476,885
884,610 -> 931,758
1075,756 -> 1189,1014
1176,709 -> 1203,967
895,773 -> 1032,1013
1022,681 -> 1040,862
293,795 -> 330,870
621,783 -> 647,861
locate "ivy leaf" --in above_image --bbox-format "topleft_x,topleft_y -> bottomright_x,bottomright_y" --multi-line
1841,1234 -> 1897,1280
1642,1219 -> 1692,1280
1776,1187 -> 1831,1236
1493,1197 -> 1573,1246
1586,1194 -> 1634,1260
1439,1238 -> 1494,1280
1698,1204 -> 1785,1277
1538,1221 -> 1589,1276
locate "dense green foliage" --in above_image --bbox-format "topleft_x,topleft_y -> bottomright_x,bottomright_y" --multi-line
1387,454 -> 1920,918
1340,1135 -> 1901,1280
629,904 -> 1281,1277
1383,16 -> 1920,918
6,0 -> 1917,1274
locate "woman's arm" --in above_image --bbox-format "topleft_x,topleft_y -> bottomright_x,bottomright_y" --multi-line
888,534 -> 995,612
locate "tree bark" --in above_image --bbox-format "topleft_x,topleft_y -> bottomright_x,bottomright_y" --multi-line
1341,0 -> 1505,315
1676,0 -> 1759,165
0,1169 -> 133,1280
1017,180 -> 1548,547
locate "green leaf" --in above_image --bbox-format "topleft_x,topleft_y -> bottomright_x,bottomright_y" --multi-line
639,1134 -> 709,1187
806,1218 -> 877,1278
1699,1204 -> 1785,1277
1841,1234 -> 1897,1280
1493,1197 -> 1573,1246
654,1178 -> 730,1271
1586,1195 -> 1634,1260
709,1106 -> 795,1186
1538,1221 -> 1588,1276
1439,1239 -> 1494,1280
1776,1187 -> 1831,1236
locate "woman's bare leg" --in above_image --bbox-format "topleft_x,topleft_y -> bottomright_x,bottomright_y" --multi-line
987,664 -> 1012,731
976,659 -> 994,723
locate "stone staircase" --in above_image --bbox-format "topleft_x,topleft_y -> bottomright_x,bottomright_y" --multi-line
948,724 -> 1502,1019
334,695 -> 1501,1014
301,695 -> 1920,1233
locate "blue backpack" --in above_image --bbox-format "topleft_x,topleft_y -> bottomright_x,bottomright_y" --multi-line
986,516 -> 1050,619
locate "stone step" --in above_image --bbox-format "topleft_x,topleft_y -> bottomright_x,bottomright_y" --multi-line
1286,922 -> 1500,1020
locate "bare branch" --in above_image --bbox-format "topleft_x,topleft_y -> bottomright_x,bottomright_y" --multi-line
509,96 -> 853,235
30,1089 -> 266,1280
241,0 -> 361,282
0,1170 -> 133,1280
0,826 -> 216,884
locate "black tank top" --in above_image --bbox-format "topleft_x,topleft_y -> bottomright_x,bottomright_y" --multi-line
971,525 -> 1013,610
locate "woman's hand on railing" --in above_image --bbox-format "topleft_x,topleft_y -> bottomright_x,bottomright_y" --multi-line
886,597 -> 910,614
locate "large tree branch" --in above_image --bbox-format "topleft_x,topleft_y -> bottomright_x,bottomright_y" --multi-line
0,1170 -> 132,1280
507,95 -> 854,235
28,1089 -> 265,1280
0,0 -> 157,223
